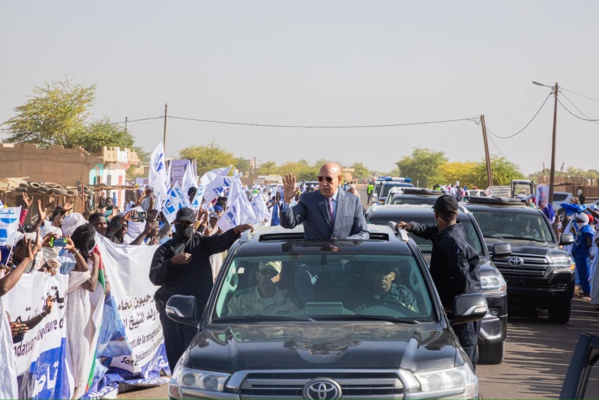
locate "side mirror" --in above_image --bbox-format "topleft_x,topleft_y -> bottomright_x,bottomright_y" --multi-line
166,295 -> 199,327
451,293 -> 488,325
492,242 -> 512,258
560,233 -> 575,246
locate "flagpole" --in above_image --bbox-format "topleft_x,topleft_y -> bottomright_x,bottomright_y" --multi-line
163,103 -> 168,154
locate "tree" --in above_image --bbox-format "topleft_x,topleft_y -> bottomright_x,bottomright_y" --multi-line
468,156 -> 524,188
439,161 -> 476,187
133,146 -> 151,162
235,157 -> 251,176
396,148 -> 447,188
351,162 -> 371,181
279,160 -> 315,180
3,79 -> 96,148
72,118 -> 134,153
179,142 -> 236,177
257,161 -> 279,175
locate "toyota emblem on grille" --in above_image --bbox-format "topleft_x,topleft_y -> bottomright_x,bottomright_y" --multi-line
302,378 -> 342,400
508,257 -> 524,267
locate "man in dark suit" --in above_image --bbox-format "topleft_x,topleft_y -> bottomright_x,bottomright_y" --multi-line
280,162 -> 369,240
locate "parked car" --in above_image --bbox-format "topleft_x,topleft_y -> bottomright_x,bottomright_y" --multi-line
366,203 -> 508,364
165,225 -> 487,399
465,196 -> 575,323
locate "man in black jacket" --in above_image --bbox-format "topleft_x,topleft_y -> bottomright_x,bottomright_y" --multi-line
396,195 -> 482,370
149,207 -> 252,370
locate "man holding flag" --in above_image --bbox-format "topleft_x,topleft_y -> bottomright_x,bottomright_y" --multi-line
149,207 -> 253,370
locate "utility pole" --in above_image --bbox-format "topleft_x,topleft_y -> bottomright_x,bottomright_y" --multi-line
548,83 -> 558,204
480,114 -> 493,187
163,103 -> 168,153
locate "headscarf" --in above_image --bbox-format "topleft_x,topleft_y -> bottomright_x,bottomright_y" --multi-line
61,213 -> 87,237
576,213 -> 589,227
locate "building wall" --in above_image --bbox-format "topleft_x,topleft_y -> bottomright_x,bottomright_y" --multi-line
0,143 -> 103,185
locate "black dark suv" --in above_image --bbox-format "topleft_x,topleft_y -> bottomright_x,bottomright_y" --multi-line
165,225 -> 487,399
366,204 -> 508,364
465,197 -> 575,323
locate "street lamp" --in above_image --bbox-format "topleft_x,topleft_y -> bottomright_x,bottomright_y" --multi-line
532,80 -> 559,204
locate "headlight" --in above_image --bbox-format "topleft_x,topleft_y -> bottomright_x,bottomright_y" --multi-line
551,257 -> 575,272
480,274 -> 506,293
172,365 -> 230,392
401,364 -> 478,399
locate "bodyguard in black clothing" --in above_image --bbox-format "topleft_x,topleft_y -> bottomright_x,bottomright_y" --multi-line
396,195 -> 482,370
149,207 -> 253,371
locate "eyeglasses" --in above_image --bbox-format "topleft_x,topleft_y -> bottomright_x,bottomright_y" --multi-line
259,268 -> 279,277
317,176 -> 335,183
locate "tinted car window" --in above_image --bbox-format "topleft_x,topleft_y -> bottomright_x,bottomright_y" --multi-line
212,253 -> 433,321
471,210 -> 554,242
553,193 -> 569,202
369,216 -> 484,255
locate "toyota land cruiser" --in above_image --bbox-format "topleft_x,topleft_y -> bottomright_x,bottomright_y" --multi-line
465,197 -> 575,323
165,225 -> 487,399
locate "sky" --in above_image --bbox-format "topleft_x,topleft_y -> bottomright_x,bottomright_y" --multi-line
2,1 -> 599,176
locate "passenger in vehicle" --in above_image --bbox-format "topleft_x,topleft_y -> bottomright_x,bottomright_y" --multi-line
346,262 -> 418,312
227,261 -> 298,316
518,217 -> 540,238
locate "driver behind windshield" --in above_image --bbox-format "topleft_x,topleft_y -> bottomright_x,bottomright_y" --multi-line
346,262 -> 418,312
227,261 -> 298,316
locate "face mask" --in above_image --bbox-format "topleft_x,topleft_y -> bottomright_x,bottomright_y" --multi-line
174,225 -> 195,241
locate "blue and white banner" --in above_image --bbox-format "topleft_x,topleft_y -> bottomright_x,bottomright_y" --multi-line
4,272 -> 72,399
203,176 -> 232,205
0,206 -> 21,246
95,236 -> 169,388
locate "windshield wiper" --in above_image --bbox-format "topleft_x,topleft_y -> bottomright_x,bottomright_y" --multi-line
213,315 -> 314,323
310,314 -> 419,324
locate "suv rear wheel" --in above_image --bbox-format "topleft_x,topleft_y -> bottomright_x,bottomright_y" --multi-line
548,302 -> 571,323
479,341 -> 504,364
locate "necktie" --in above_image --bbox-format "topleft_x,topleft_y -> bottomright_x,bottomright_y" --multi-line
327,197 -> 335,228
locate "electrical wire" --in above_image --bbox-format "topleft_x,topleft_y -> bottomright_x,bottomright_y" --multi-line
487,131 -> 504,156
111,116 -> 164,125
560,86 -> 599,104
557,92 -> 599,123
485,93 -> 552,139
167,115 -> 479,129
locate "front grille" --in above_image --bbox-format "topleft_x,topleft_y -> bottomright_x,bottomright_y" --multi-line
240,371 -> 403,399
493,253 -> 549,276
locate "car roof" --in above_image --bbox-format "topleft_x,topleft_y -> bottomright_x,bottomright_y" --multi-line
464,202 -> 545,216
233,224 -> 416,256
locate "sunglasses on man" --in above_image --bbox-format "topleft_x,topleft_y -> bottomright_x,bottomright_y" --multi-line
317,176 -> 335,183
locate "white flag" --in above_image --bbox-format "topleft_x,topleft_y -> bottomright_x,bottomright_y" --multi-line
181,161 -> 198,205
200,166 -> 232,188
162,182 -> 187,224
149,141 -> 168,210
0,207 -> 21,246
203,176 -> 231,204
251,194 -> 271,225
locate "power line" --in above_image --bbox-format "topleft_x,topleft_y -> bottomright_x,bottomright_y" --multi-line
557,92 -> 599,123
111,116 -> 164,125
560,86 -> 599,104
485,93 -> 552,139
167,115 -> 479,129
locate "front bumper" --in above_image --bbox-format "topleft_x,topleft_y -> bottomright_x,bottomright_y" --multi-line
504,270 -> 574,309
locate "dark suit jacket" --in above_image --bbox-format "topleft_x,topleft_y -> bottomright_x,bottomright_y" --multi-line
280,189 -> 369,240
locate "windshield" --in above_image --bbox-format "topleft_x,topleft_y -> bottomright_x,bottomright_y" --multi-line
470,210 -> 555,242
212,253 -> 434,322
369,215 -> 485,255
381,183 -> 412,197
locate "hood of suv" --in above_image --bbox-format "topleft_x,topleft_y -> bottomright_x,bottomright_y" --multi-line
184,322 -> 460,373
484,237 -> 558,256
